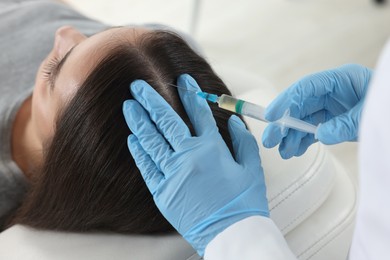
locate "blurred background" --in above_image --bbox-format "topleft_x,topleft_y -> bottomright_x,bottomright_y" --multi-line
64,0 -> 390,178
65,0 -> 390,91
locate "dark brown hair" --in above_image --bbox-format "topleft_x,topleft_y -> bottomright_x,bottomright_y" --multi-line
11,30 -> 238,234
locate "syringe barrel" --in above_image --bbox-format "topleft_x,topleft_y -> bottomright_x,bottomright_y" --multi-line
240,101 -> 267,122
218,94 -> 267,122
217,94 -> 317,135
217,94 -> 239,113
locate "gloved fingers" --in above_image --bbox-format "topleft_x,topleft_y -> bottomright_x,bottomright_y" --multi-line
127,135 -> 164,195
263,108 -> 328,155
295,134 -> 316,157
278,129 -> 307,159
316,101 -> 363,144
262,122 -> 287,148
295,96 -> 327,119
177,74 -> 218,137
265,69 -> 343,122
123,100 -> 172,168
130,80 -> 191,150
264,89 -> 295,122
335,64 -> 373,99
228,115 -> 261,166
277,110 -> 326,158
292,65 -> 372,115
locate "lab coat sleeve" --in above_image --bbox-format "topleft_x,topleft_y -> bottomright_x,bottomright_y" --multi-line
349,39 -> 390,259
204,216 -> 296,260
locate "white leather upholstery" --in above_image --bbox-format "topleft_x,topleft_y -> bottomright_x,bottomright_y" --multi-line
0,67 -> 357,260
0,226 -> 198,260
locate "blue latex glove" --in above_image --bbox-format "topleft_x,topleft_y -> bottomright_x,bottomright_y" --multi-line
123,74 -> 269,256
262,64 -> 372,159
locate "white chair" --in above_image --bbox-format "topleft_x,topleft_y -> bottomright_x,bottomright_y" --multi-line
0,67 -> 357,260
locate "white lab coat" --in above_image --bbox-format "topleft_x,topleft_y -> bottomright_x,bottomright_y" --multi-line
349,39 -> 390,259
204,40 -> 390,260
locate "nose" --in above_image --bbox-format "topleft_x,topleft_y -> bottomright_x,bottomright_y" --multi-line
54,26 -> 87,57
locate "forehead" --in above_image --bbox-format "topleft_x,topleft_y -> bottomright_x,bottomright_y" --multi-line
55,27 -> 148,103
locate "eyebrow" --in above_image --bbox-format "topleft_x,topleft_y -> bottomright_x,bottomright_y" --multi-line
51,46 -> 75,89
51,45 -> 77,89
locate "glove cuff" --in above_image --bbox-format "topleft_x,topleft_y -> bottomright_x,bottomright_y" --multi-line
183,192 -> 269,256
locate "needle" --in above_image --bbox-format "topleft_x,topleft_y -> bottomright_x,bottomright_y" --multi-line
166,83 -> 199,94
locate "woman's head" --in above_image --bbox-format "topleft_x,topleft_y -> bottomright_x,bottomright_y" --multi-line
31,26 -> 148,147
13,26 -> 238,233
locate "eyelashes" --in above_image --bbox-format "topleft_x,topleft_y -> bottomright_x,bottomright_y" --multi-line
42,56 -> 61,89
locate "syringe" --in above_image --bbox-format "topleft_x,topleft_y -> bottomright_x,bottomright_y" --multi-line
197,92 -> 318,135
166,83 -> 318,135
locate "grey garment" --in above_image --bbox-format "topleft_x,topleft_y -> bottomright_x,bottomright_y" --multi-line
0,0 -> 109,229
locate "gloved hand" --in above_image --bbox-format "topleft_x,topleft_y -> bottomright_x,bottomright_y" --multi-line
123,74 -> 269,256
262,64 -> 372,159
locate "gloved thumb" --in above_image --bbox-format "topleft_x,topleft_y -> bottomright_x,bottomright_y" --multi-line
316,101 -> 363,144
